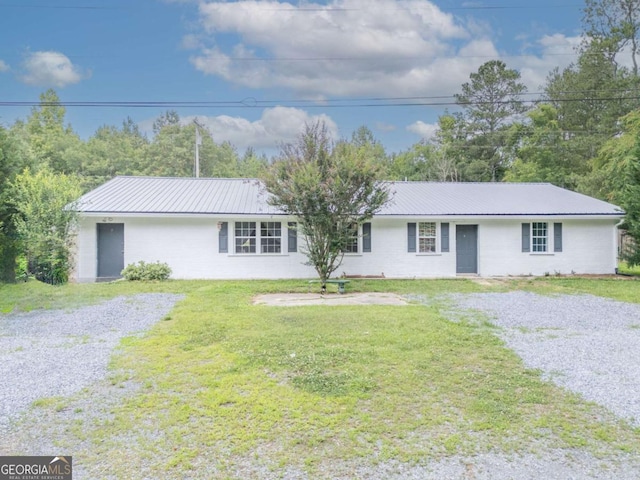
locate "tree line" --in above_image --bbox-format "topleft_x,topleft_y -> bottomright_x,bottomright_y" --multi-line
2,0 -> 640,283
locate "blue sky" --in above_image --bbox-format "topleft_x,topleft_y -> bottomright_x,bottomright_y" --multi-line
0,0 -> 584,156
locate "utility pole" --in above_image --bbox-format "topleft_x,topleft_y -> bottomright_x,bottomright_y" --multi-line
194,119 -> 203,178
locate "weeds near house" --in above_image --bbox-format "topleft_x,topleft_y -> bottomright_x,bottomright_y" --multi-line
619,261 -> 640,277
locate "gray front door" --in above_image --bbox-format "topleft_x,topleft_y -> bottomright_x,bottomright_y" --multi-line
97,223 -> 124,279
456,225 -> 478,274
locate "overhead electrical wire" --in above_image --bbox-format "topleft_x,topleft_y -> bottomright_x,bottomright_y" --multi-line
0,2 -> 583,12
1,93 -> 639,109
0,51 -> 587,62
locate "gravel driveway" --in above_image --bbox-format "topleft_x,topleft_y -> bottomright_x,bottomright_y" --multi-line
0,293 -> 183,433
2,290 -> 640,479
397,291 -> 640,479
450,291 -> 640,428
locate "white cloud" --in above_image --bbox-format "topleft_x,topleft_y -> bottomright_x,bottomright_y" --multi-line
20,51 -> 89,88
181,33 -> 203,50
0,60 -> 9,72
142,107 -> 338,151
375,122 -> 396,132
538,33 -> 579,50
514,34 -> 582,92
407,120 -> 438,140
190,0 -> 486,97
182,0 -> 586,108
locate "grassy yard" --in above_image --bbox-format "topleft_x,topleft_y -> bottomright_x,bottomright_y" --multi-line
2,277 -> 640,478
619,261 -> 640,277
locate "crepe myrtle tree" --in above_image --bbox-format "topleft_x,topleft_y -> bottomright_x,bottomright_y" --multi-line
263,122 -> 390,290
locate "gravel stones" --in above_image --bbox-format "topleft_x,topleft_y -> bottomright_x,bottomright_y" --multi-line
0,293 -> 183,433
450,291 -> 640,427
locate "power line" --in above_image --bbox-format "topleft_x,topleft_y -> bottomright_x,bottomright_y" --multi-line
182,52 -> 582,62
243,4 -> 582,12
445,4 -> 581,10
0,2 -> 130,9
1,92 -> 639,109
0,50 -> 586,63
0,2 -> 583,11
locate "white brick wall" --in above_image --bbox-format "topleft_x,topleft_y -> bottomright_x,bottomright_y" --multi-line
74,214 -> 619,281
476,219 -> 618,276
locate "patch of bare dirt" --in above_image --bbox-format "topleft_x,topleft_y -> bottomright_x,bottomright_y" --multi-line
253,292 -> 408,306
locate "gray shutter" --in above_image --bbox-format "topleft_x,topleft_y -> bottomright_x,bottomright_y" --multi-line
441,223 -> 450,253
522,223 -> 530,252
554,223 -> 563,252
219,222 -> 228,253
288,222 -> 297,252
363,223 -> 372,252
408,223 -> 417,253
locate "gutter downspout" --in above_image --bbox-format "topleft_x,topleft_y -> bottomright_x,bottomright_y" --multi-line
615,217 -> 626,274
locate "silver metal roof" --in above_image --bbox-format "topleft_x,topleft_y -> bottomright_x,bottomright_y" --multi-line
378,181 -> 623,216
75,176 -> 623,217
75,177 -> 279,215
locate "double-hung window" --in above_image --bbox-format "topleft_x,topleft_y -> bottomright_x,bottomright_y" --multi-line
234,221 -> 282,254
418,222 -> 437,253
344,224 -> 359,253
523,222 -> 561,253
532,222 -> 548,253
261,222 -> 282,253
408,222 -> 448,253
235,222 -> 256,254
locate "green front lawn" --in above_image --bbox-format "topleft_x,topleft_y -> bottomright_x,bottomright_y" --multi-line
2,277 -> 640,478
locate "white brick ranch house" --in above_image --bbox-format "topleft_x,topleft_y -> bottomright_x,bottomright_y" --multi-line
72,176 -> 624,282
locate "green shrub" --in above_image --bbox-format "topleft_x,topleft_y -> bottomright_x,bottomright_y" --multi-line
26,241 -> 72,285
121,261 -> 172,281
15,255 -> 29,282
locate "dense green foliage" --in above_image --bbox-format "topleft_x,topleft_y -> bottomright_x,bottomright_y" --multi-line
593,110 -> 640,265
9,167 -> 82,284
0,126 -> 22,283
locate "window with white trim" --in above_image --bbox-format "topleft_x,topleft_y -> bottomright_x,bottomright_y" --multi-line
234,221 -> 283,254
418,222 -> 437,253
235,222 -> 256,254
532,222 -> 548,252
344,223 -> 359,253
261,222 -> 282,253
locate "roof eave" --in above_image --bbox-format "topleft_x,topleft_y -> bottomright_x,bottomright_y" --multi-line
77,211 -> 625,219
77,211 -> 286,217
376,213 -> 625,219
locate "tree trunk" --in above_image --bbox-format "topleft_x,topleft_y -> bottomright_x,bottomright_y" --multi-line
0,231 -> 18,283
